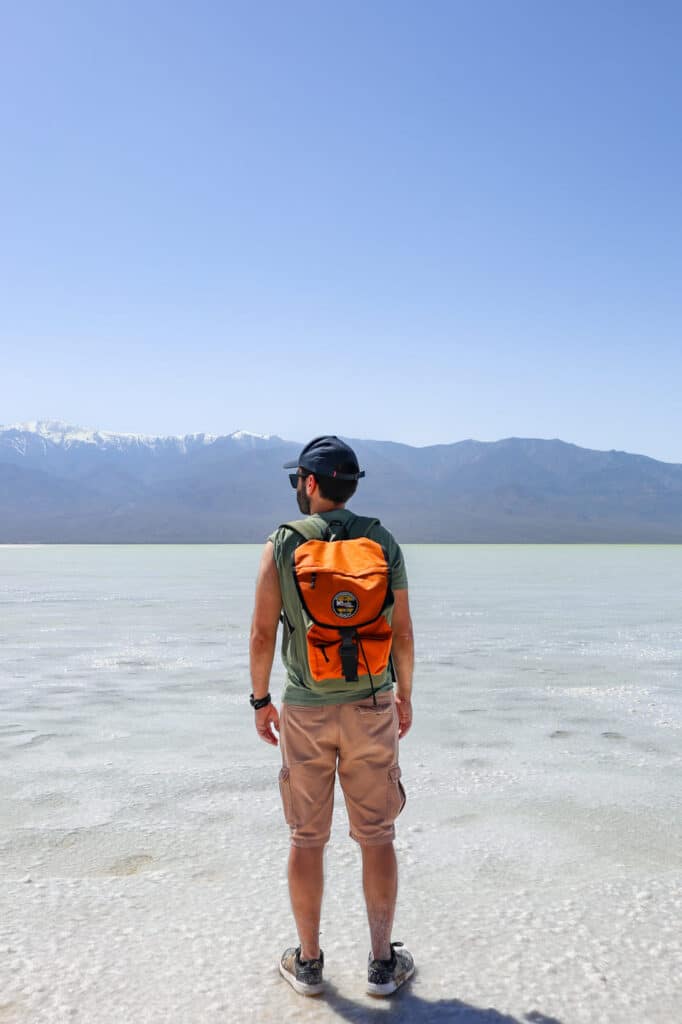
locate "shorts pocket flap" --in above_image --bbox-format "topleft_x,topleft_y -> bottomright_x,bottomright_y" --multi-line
278,767 -> 295,825
387,764 -> 406,817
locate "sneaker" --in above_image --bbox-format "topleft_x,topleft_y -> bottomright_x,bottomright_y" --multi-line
279,946 -> 325,996
367,941 -> 414,997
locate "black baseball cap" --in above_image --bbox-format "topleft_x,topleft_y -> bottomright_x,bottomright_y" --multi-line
283,435 -> 365,480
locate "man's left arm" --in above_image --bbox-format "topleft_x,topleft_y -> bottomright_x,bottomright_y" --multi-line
391,588 -> 414,740
249,540 -> 282,746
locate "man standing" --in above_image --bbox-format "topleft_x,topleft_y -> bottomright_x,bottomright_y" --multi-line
249,435 -> 415,998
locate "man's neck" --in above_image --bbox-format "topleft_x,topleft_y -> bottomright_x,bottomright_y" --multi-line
308,499 -> 346,515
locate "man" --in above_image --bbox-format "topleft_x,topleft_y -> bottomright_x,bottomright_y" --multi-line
249,435 -> 415,998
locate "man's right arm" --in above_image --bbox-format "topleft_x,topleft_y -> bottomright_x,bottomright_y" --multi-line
391,587 -> 414,739
249,540 -> 282,746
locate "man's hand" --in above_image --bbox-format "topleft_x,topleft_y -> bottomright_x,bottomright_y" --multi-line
255,702 -> 280,746
395,694 -> 412,740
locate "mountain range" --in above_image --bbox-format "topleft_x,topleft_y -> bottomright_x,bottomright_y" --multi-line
1,421 -> 681,543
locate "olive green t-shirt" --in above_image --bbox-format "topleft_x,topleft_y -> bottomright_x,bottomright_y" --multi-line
269,508 -> 408,706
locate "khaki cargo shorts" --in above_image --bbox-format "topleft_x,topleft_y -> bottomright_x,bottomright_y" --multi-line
278,695 -> 406,848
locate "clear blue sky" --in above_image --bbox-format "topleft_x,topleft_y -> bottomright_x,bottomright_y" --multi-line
1,1 -> 681,461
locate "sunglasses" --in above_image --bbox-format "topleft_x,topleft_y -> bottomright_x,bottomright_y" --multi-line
289,471 -> 312,489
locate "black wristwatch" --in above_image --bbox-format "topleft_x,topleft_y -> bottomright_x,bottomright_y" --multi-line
250,693 -> 272,710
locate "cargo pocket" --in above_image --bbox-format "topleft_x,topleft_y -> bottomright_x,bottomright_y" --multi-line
387,764 -> 407,820
279,767 -> 295,826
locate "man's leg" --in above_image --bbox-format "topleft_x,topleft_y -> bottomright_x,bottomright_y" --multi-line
288,844 -> 324,961
361,841 -> 398,962
279,703 -> 337,965
337,698 -> 404,961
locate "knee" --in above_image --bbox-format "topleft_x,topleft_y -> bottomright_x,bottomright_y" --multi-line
361,840 -> 397,869
289,844 -> 325,870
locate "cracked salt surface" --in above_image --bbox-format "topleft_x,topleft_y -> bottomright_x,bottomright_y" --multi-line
1,544 -> 681,1023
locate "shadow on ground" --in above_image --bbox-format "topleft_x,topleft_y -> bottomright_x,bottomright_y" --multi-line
322,983 -> 564,1023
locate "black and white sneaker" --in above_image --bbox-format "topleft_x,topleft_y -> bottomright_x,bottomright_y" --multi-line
279,946 -> 325,996
367,941 -> 414,997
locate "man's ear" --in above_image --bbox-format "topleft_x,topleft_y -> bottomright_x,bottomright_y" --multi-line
306,474 -> 317,496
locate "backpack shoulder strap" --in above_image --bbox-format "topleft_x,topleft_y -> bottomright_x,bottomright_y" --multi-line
279,514 -> 381,543
345,514 -> 381,538
278,518 -> 327,542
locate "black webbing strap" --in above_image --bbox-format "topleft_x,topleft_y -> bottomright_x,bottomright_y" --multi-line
339,629 -> 359,682
279,608 -> 294,633
323,519 -> 348,542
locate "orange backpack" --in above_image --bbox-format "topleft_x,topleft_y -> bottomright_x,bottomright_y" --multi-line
283,516 -> 394,702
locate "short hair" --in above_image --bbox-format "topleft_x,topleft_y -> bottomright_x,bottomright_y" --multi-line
303,461 -> 359,504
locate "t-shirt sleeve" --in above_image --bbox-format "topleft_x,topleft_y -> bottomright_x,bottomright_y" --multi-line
390,542 -> 408,590
371,524 -> 408,590
267,527 -> 284,571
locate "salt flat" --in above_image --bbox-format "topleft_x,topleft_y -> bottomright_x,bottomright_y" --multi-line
1,544 -> 680,1023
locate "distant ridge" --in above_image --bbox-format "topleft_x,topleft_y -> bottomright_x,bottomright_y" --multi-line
1,421 -> 681,542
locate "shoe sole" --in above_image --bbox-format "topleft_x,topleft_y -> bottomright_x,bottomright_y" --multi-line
367,963 -> 415,997
279,962 -> 324,996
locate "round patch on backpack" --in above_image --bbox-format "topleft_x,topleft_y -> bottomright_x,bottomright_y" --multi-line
332,591 -> 359,619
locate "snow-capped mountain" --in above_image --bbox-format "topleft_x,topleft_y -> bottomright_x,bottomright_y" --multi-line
0,420 -> 274,455
1,420 -> 682,542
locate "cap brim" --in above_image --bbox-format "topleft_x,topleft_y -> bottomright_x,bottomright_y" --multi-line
282,459 -> 299,469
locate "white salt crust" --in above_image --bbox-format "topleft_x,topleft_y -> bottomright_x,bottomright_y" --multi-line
1,772 -> 680,1024
2,543 -> 680,1023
